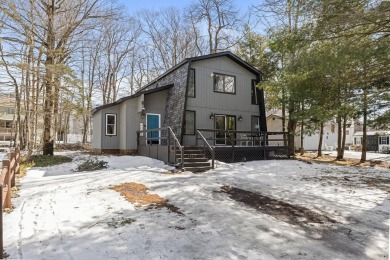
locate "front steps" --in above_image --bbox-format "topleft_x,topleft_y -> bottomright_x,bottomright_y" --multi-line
176,147 -> 212,172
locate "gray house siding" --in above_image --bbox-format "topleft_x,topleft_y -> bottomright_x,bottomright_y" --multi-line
184,56 -> 260,146
100,106 -> 120,150
92,111 -> 102,149
144,89 -> 169,121
125,98 -> 142,151
119,102 -> 127,150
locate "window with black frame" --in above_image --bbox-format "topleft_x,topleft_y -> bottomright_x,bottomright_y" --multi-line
214,73 -> 235,94
251,80 -> 258,105
184,110 -> 195,135
187,69 -> 195,97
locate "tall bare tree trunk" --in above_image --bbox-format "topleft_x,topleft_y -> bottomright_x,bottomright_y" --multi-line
42,0 -> 55,156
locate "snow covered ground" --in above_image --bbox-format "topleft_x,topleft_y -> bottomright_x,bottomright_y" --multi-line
3,152 -> 390,259
330,151 -> 390,162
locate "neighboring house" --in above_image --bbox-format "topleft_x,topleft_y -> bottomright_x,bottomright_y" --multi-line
92,52 -> 281,167
353,131 -> 390,153
56,113 -> 92,144
265,111 -> 364,151
0,96 -> 16,144
266,113 -> 341,150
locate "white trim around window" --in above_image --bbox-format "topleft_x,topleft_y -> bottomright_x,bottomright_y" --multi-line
105,113 -> 117,136
380,136 -> 389,145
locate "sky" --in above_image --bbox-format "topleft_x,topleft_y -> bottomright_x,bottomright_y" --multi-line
116,0 -> 261,14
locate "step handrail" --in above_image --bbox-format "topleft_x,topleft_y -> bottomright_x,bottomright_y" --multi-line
196,130 -> 215,169
167,127 -> 184,168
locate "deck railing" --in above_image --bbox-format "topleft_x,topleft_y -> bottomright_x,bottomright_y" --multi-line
196,130 -> 215,169
0,148 -> 20,259
137,127 -> 184,166
167,127 -> 184,168
196,129 -> 290,161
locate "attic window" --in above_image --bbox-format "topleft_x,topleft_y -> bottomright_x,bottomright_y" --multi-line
214,73 -> 235,94
105,114 -> 117,136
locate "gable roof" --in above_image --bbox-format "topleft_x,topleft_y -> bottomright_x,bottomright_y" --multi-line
354,131 -> 390,136
188,51 -> 263,77
92,51 -> 262,115
91,84 -> 173,115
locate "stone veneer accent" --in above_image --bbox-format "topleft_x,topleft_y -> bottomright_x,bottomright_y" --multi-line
143,63 -> 189,141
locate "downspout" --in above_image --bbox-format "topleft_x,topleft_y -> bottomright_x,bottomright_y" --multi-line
257,73 -> 267,132
180,60 -> 192,145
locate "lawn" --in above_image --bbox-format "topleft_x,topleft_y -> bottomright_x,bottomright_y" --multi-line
4,152 -> 389,259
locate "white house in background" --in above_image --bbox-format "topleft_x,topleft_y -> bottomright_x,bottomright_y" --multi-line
353,131 -> 390,153
56,113 -> 91,144
266,111 -> 355,151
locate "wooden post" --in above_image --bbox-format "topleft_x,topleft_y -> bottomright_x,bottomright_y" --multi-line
2,161 -> 11,209
15,147 -> 20,175
0,184 -> 3,259
10,152 -> 16,188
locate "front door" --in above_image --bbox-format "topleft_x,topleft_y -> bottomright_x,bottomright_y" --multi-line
146,113 -> 160,144
215,115 -> 236,145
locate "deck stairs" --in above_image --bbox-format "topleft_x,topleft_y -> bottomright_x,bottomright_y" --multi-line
176,147 -> 212,172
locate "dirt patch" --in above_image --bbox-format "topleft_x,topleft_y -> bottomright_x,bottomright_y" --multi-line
296,153 -> 390,169
111,182 -> 183,214
160,169 -> 183,175
220,185 -> 336,226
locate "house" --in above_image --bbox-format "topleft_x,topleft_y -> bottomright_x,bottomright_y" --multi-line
266,112 -> 342,150
0,96 -> 16,145
353,131 -> 390,153
92,52 -> 288,168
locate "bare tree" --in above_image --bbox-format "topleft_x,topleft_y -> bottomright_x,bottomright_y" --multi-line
93,13 -> 141,104
186,0 -> 241,54
139,8 -> 200,72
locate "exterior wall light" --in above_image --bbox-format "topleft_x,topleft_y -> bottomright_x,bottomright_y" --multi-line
210,113 -> 215,119
238,115 -> 243,121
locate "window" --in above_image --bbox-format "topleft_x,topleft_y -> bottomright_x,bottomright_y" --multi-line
187,69 -> 195,97
214,73 -> 235,94
105,114 -> 117,136
251,80 -> 258,105
355,137 -> 362,145
184,111 -> 195,135
5,121 -> 12,128
346,130 -> 349,135
380,136 -> 389,145
251,116 -> 260,132
215,115 -> 236,145
6,107 -> 14,114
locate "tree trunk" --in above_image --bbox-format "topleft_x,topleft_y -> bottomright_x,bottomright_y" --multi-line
341,114 -> 347,158
336,114 -> 343,160
300,102 -> 304,155
360,87 -> 368,163
42,1 -> 56,156
317,122 -> 324,157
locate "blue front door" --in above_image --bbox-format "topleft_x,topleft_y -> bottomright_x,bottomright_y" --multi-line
146,114 -> 160,144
